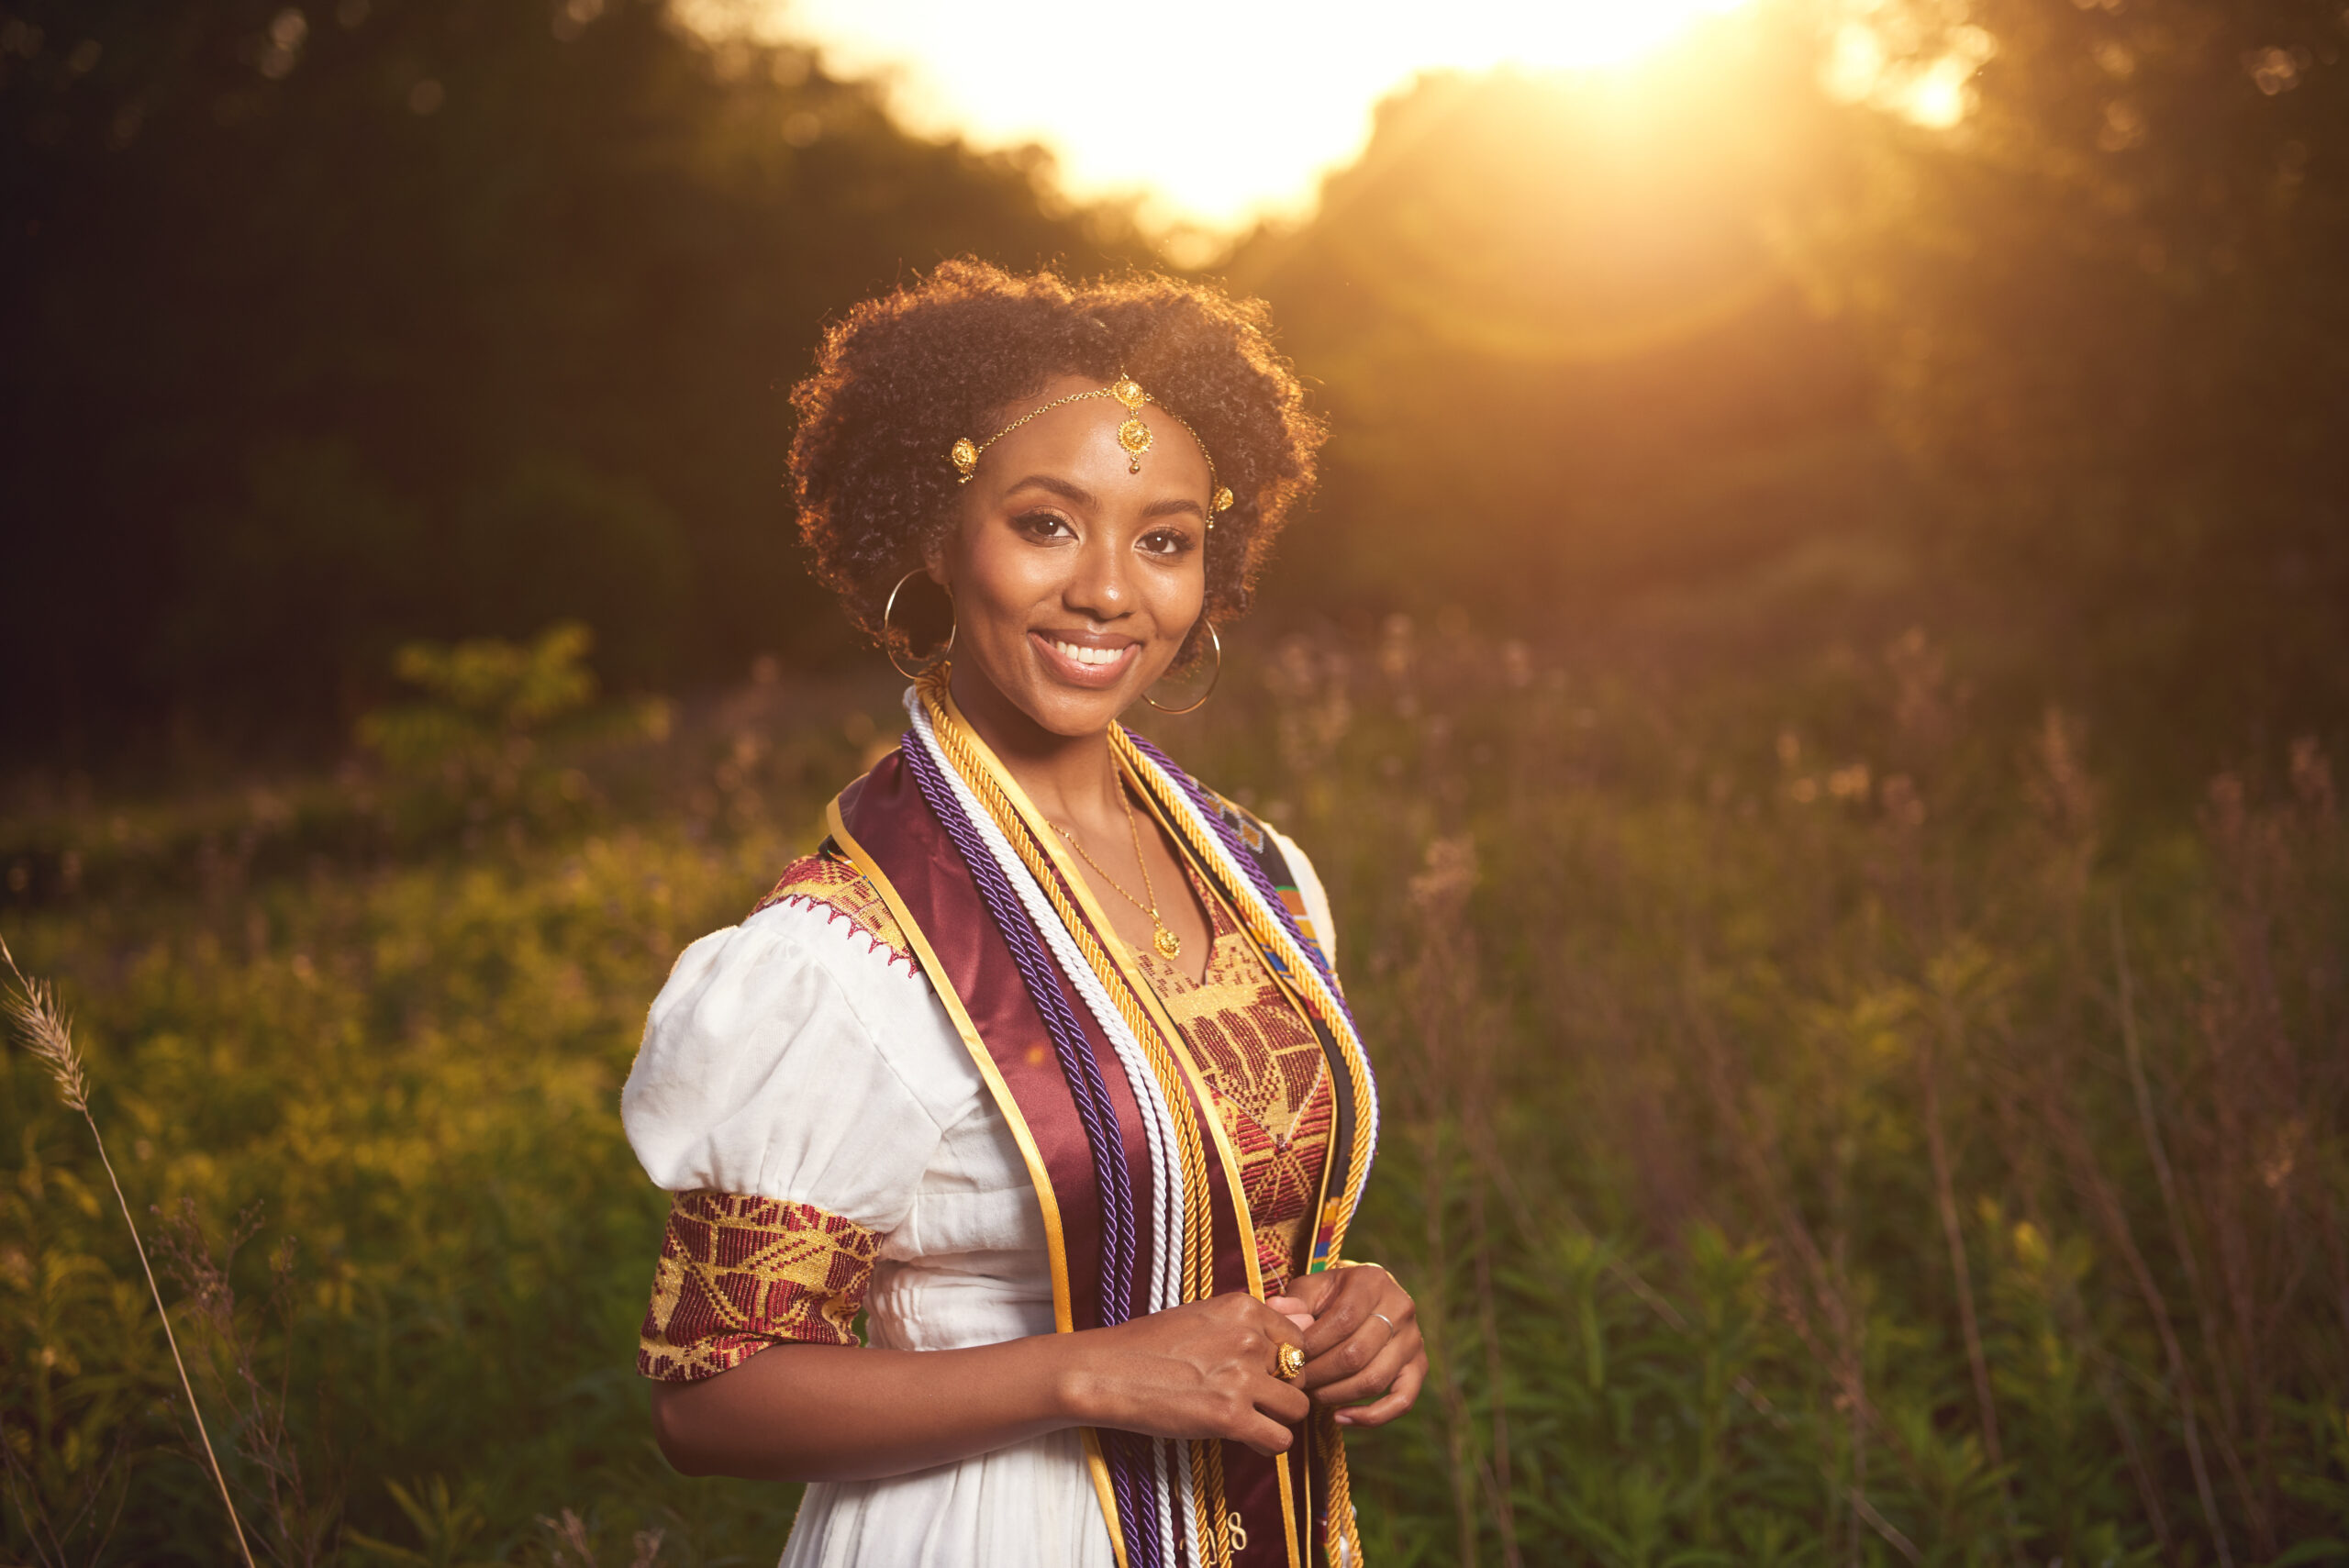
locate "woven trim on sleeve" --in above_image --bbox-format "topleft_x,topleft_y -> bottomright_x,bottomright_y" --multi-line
750,851 -> 915,972
637,1190 -> 883,1381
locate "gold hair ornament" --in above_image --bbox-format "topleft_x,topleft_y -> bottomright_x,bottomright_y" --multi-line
950,373 -> 1236,526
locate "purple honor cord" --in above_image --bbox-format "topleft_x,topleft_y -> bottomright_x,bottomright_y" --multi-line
897,735 -> 1166,1568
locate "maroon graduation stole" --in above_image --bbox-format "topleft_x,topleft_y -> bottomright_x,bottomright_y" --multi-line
821,678 -> 1376,1568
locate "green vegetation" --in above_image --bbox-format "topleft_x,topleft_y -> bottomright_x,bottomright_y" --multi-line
4,625 -> 2342,1562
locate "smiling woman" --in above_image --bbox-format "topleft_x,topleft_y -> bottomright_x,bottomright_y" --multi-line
787,261 -> 1319,676
618,261 -> 1419,1567
930,373 -> 1220,740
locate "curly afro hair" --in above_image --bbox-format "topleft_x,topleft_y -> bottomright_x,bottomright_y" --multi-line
788,259 -> 1324,660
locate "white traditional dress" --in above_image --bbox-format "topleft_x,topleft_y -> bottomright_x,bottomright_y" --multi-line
623,680 -> 1375,1568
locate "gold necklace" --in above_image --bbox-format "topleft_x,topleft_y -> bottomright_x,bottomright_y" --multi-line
1054,786 -> 1183,959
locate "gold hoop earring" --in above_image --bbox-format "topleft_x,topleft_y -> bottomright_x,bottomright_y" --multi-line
883,567 -> 954,681
1145,622 -> 1220,714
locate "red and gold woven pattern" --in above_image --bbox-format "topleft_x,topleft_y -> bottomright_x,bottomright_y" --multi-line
638,1190 -> 883,1381
1134,870 -> 1332,1284
751,851 -> 914,971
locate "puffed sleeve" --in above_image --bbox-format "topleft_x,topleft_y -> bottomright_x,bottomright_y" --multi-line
622,860 -> 960,1380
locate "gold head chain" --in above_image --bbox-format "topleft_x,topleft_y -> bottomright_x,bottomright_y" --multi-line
949,373 -> 1235,525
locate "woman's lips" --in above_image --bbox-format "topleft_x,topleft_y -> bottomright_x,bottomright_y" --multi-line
1030,630 -> 1137,689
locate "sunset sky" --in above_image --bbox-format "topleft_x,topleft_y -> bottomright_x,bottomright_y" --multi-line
749,0 -> 1759,231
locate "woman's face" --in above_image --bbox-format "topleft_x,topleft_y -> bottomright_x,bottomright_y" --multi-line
930,374 -> 1213,740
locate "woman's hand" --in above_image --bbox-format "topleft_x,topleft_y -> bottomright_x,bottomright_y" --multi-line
1063,1293 -> 1312,1456
1264,1264 -> 1427,1428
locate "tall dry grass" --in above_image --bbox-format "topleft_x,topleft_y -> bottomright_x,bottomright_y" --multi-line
2,936 -> 258,1568
1174,616 -> 2345,1564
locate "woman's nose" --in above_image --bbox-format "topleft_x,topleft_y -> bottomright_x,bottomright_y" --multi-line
1064,534 -> 1130,619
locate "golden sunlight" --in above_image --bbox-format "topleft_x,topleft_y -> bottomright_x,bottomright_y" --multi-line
1820,10 -> 1998,128
738,0 -> 1758,232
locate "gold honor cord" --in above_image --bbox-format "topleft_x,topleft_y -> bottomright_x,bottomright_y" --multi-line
1110,727 -> 1375,1568
914,674 -> 1242,1568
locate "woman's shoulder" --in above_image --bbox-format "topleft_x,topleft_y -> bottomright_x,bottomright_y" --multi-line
743,840 -> 918,973
642,840 -> 929,1046
621,840 -> 980,1201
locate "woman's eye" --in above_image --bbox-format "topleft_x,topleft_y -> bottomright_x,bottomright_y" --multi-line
1139,528 -> 1195,558
1013,509 -> 1074,540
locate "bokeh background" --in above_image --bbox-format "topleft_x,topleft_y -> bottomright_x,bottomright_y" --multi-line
3,1 -> 2345,1562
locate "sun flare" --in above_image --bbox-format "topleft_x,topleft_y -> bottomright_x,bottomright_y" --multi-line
738,0 -> 1758,232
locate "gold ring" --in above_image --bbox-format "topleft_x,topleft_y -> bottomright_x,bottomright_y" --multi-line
1275,1343 -> 1305,1381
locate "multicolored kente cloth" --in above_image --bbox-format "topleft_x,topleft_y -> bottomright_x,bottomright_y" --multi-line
1132,864 -> 1333,1291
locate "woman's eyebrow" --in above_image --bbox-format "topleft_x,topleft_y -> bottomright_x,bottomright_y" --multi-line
1142,496 -> 1204,519
1002,473 -> 1095,506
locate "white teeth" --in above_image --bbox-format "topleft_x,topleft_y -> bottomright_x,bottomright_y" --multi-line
1050,639 -> 1130,668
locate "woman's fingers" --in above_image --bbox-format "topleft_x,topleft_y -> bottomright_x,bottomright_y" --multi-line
1308,1318 -> 1421,1407
1295,1310 -> 1389,1394
1295,1274 -> 1411,1385
1237,1409 -> 1299,1456
1254,1269 -> 1431,1424
1248,1294 -> 1308,1333
1333,1353 -> 1428,1429
1270,1271 -> 1345,1320
1227,1297 -> 1314,1433
1262,1294 -> 1316,1333
1243,1297 -> 1315,1385
1097,1276 -> 1422,1445
1295,1267 -> 1395,1358
1212,1373 -> 1308,1452
1256,1373 -> 1313,1427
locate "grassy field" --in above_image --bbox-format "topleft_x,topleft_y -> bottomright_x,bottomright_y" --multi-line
3,623 -> 2343,1566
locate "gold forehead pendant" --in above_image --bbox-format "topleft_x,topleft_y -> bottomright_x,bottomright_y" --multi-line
947,373 -> 1235,524
1110,375 -> 1152,473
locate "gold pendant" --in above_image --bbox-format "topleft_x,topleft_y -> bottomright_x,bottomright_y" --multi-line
1152,925 -> 1182,959
1117,416 -> 1152,474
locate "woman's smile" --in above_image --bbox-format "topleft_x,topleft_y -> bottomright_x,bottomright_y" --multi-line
1031,628 -> 1139,687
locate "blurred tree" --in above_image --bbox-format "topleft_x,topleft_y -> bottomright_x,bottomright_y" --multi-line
1794,0 -> 2349,762
14,0 -> 2338,771
0,0 -> 1132,753
1228,18 -> 1905,660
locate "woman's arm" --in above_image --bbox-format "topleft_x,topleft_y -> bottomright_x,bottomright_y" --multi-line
650,1292 -> 1313,1483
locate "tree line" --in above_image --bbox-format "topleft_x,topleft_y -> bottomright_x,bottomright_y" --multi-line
4,0 -> 2344,779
